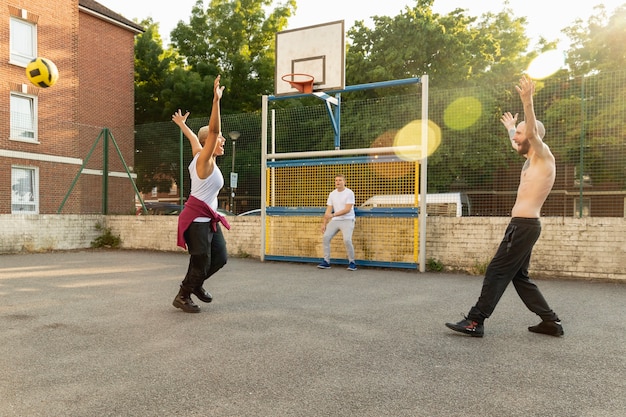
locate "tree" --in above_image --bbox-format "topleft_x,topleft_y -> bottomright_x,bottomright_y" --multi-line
564,4 -> 626,76
170,0 -> 296,113
134,1 -> 295,201
342,0 -> 534,193
345,0 -> 530,92
558,5 -> 626,188
134,19 -> 180,124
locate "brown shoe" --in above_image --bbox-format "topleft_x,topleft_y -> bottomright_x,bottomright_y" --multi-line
172,287 -> 201,313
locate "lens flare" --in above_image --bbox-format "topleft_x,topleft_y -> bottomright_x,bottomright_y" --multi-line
369,130 -> 414,178
444,96 -> 483,131
526,50 -> 565,80
393,120 -> 442,161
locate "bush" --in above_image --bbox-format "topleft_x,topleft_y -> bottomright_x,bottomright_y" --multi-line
91,222 -> 122,249
426,258 -> 444,272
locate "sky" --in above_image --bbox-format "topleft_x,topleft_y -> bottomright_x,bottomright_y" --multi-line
98,0 -> 625,49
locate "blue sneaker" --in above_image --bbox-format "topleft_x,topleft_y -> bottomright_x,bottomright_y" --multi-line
347,262 -> 357,271
317,260 -> 331,269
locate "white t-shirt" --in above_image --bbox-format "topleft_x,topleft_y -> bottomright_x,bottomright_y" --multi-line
327,188 -> 355,220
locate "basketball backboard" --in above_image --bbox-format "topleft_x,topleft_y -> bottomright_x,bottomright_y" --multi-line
275,20 -> 345,96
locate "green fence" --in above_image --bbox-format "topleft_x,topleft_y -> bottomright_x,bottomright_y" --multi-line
134,70 -> 626,218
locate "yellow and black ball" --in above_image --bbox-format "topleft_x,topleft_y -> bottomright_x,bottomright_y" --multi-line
25,57 -> 59,88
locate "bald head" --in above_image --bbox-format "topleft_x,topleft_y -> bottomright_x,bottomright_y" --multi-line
518,120 -> 545,139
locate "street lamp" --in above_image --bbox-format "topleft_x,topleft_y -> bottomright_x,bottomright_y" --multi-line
228,131 -> 240,212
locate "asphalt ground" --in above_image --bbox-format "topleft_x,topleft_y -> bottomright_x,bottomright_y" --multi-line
1,250 -> 625,417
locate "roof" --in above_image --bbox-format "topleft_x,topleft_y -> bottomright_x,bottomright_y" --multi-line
79,0 -> 144,33
360,193 -> 469,217
361,193 -> 467,207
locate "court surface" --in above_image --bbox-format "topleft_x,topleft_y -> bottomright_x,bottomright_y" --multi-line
1,250 -> 624,417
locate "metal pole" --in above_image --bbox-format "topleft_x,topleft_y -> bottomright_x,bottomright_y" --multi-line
57,129 -> 105,213
419,75 -> 429,273
578,76 -> 586,218
231,140 -> 236,211
229,131 -> 240,212
261,96 -> 268,261
102,128 -> 109,214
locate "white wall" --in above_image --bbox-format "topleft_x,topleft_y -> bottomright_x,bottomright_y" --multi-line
1,215 -> 624,282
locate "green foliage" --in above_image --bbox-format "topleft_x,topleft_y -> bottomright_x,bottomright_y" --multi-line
219,112 -> 264,197
134,120 -> 182,193
169,0 -> 296,114
133,0 -> 626,120
564,4 -> 626,76
345,0 -> 530,93
134,1 -> 296,122
471,259 -> 489,276
134,18 -> 181,124
91,223 -> 122,249
131,0 -> 626,208
426,258 -> 444,272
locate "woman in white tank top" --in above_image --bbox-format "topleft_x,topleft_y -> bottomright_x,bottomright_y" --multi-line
170,76 -> 229,313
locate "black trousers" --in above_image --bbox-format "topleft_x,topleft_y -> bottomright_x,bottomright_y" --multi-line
182,222 -> 227,289
467,218 -> 559,324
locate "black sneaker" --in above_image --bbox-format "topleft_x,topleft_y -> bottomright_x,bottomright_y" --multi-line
528,320 -> 564,337
445,316 -> 484,337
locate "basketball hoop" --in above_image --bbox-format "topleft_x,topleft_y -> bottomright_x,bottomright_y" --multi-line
281,73 -> 315,93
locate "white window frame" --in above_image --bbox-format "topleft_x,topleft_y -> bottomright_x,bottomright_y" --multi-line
10,92 -> 38,142
574,198 -> 590,218
10,16 -> 37,66
11,166 -> 40,214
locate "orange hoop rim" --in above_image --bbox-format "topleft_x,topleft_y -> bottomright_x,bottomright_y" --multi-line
281,73 -> 314,93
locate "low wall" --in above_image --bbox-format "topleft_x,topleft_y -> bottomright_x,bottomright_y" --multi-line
0,214 -> 103,253
1,215 -> 624,282
425,216 -> 626,281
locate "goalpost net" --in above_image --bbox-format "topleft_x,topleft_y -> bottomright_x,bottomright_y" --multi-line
260,76 -> 430,270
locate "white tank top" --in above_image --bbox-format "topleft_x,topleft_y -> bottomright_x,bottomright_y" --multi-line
188,153 -> 224,221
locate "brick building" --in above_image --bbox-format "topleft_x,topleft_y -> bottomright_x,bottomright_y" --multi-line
1,0 -> 143,214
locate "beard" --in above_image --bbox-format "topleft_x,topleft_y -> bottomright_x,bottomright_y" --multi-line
517,140 -> 530,156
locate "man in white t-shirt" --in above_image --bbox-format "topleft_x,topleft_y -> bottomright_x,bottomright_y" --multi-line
318,174 -> 357,271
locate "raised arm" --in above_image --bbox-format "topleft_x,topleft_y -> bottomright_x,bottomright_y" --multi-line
172,110 -> 202,157
515,75 -> 549,158
207,75 -> 224,140
196,75 -> 226,179
500,111 -> 519,151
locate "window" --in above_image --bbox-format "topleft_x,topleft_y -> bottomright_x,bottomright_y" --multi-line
11,166 -> 39,213
574,198 -> 590,218
10,17 -> 37,66
10,93 -> 37,141
574,166 -> 592,187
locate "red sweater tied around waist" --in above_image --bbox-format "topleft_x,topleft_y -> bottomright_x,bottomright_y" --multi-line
177,195 -> 231,249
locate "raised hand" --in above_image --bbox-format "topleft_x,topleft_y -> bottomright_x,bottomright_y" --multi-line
515,75 -> 535,104
172,109 -> 190,126
500,111 -> 518,131
214,75 -> 225,101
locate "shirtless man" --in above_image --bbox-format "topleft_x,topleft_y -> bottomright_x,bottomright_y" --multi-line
445,75 -> 563,338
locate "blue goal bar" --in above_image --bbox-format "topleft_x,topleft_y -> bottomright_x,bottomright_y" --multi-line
264,206 -> 418,218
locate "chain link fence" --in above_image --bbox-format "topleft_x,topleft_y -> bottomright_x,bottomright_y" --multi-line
131,70 -> 626,218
